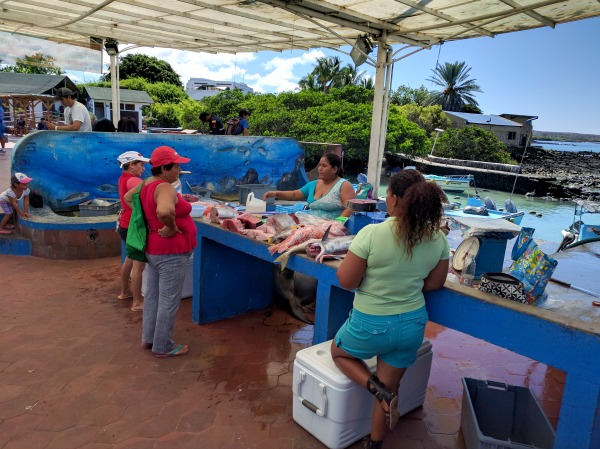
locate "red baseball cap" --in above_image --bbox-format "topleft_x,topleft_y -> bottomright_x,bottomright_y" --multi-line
150,146 -> 190,168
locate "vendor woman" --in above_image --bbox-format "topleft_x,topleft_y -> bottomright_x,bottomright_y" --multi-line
263,153 -> 355,219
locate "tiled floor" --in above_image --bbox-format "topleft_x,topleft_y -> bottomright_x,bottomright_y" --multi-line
0,255 -> 564,449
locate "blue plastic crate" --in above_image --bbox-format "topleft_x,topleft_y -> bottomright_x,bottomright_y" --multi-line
346,212 -> 388,235
275,203 -> 306,214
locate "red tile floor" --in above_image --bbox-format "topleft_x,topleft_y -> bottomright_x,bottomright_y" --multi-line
0,255 -> 564,449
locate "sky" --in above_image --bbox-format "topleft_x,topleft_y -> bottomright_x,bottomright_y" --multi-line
1,16 -> 599,134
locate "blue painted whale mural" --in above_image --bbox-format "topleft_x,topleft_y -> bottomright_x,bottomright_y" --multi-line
11,132 -> 309,211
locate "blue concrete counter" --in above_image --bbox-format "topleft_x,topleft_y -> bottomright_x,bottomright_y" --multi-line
192,219 -> 600,449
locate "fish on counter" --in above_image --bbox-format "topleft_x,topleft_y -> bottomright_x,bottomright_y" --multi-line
307,235 -> 355,263
274,238 -> 322,269
210,206 -> 237,223
241,228 -> 273,241
266,213 -> 297,233
269,227 -> 326,255
221,218 -> 245,234
238,213 -> 263,229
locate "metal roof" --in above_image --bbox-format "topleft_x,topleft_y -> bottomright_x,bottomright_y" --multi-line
0,1 -> 598,55
0,73 -> 78,96
444,111 -> 523,127
83,86 -> 154,104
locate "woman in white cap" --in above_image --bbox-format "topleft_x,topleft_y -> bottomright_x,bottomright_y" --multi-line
117,151 -> 150,310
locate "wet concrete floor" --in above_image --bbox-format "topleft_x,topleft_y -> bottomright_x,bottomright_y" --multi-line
0,255 -> 564,449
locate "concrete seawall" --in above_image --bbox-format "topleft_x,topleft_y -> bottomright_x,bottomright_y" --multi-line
395,155 -> 553,196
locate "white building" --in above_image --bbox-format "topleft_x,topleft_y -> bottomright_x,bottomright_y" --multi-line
83,86 -> 154,127
185,78 -> 253,100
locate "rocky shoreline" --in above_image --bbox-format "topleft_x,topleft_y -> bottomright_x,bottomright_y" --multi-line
520,147 -> 600,200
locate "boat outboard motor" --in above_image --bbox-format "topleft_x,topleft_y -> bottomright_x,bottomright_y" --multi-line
484,197 -> 497,211
505,199 -> 518,214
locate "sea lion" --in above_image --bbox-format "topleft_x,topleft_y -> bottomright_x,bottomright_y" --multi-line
273,267 -> 316,324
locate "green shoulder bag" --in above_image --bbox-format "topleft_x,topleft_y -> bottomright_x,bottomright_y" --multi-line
125,183 -> 148,262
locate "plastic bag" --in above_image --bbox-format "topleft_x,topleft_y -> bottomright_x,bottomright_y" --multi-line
508,227 -> 557,304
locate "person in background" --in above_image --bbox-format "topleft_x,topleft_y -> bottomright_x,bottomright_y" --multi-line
235,109 -> 250,136
118,116 -> 139,133
117,151 -> 150,311
47,87 -> 92,131
0,173 -> 33,235
37,117 -> 48,130
330,170 -> 449,449
89,111 -> 98,129
264,153 -> 355,219
124,146 -> 197,358
0,100 -> 6,153
93,118 -> 117,132
199,112 -> 224,135
16,115 -> 27,136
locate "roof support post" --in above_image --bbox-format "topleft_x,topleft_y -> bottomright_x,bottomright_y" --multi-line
366,32 -> 392,197
109,53 -> 120,127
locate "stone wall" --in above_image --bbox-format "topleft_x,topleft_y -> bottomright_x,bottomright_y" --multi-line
19,226 -> 121,259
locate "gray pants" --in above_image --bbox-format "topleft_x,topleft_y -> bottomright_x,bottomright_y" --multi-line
143,251 -> 192,354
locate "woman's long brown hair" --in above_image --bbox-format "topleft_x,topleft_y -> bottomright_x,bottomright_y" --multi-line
389,170 -> 446,257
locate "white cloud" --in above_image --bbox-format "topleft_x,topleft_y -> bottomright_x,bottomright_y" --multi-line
251,49 -> 325,93
123,47 -> 257,88
122,46 -> 324,93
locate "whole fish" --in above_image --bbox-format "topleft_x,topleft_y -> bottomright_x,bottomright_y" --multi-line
307,236 -> 355,263
270,227 -> 295,244
210,206 -> 237,223
269,226 -> 325,255
266,214 -> 297,233
274,238 -> 322,270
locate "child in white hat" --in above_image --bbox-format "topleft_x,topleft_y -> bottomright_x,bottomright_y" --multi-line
0,173 -> 33,235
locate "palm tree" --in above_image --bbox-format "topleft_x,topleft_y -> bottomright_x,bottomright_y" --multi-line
338,64 -> 365,87
298,73 -> 319,91
313,56 -> 343,92
427,61 -> 482,111
359,76 -> 375,90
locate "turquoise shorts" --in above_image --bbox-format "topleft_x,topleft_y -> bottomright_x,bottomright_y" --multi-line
334,306 -> 428,368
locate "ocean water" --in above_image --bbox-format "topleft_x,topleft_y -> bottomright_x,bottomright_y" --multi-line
375,180 -> 576,243
445,188 -> 575,243
533,140 -> 600,153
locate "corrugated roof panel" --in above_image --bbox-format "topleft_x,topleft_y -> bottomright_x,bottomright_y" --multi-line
0,0 -> 598,53
0,73 -> 76,96
84,86 -> 154,104
444,112 -> 523,127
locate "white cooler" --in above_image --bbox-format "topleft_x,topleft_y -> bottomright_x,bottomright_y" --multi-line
293,338 -> 433,449
141,254 -> 194,299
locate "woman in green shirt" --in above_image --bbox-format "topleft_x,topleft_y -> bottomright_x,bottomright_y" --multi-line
263,153 -> 355,219
331,170 -> 449,449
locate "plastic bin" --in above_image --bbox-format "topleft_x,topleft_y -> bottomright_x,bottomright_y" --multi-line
345,211 -> 388,235
461,378 -> 555,449
79,198 -> 120,217
238,184 -> 276,205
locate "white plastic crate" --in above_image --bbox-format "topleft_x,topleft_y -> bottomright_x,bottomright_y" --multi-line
293,338 -> 433,449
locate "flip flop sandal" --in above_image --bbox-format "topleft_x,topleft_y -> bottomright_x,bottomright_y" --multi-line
154,344 -> 189,358
4,224 -> 15,229
0,229 -> 13,235
117,293 -> 134,300
141,342 -> 153,349
130,305 -> 144,312
367,375 -> 400,430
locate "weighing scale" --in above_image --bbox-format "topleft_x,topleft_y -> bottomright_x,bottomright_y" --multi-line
449,216 -> 522,280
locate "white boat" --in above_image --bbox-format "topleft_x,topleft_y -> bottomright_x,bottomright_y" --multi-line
424,174 -> 475,194
558,200 -> 600,251
444,196 -> 524,225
